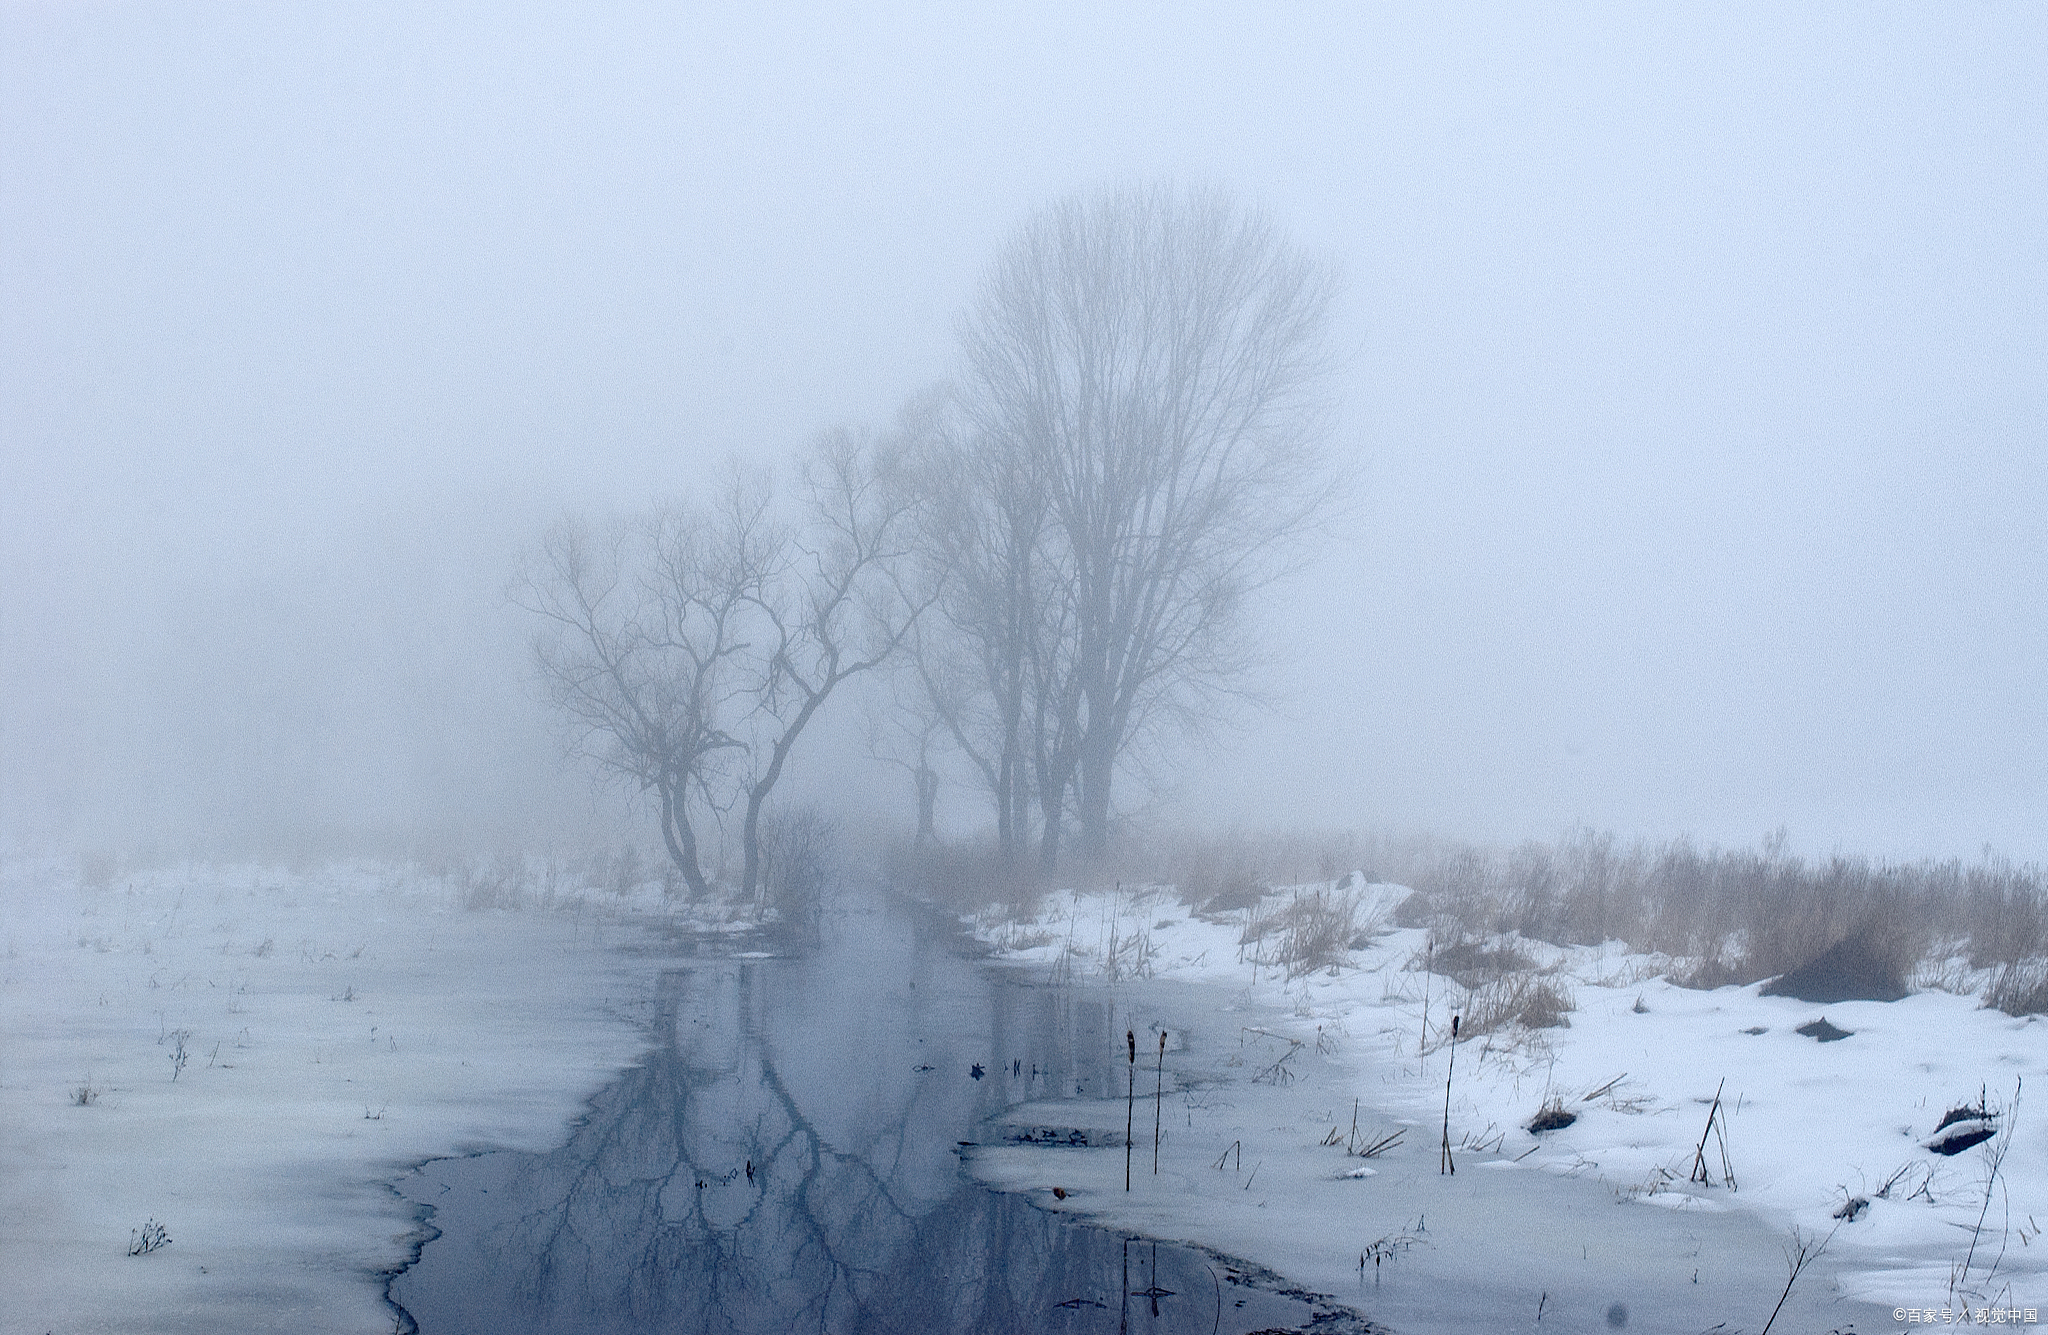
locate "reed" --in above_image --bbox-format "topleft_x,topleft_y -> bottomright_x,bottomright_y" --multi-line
1152,1030 -> 1166,1174
1124,1030 -> 1136,1191
1440,1013 -> 1460,1174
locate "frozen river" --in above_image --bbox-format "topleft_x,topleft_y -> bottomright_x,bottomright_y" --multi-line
385,899 -> 1369,1334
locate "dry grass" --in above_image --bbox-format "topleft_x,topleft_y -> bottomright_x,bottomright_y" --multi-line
876,820 -> 2044,1012
1238,885 -> 1371,979
1457,971 -> 1575,1038
1985,959 -> 2048,1017
881,835 -> 1043,914
1390,828 -> 2046,993
1424,938 -> 1535,990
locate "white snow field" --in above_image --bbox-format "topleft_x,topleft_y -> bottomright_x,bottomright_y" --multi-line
968,881 -> 2048,1333
0,856 -> 722,1335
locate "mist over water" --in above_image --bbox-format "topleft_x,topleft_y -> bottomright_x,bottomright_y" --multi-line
4,3 -> 2043,862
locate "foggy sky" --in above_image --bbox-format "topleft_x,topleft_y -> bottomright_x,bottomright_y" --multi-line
3,2 -> 2043,862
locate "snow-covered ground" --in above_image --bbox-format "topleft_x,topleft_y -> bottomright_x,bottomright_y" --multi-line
967,881 -> 2048,1332
0,856 -> 732,1335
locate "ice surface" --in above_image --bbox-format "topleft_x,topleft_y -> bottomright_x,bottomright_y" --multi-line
0,858 -> 693,1334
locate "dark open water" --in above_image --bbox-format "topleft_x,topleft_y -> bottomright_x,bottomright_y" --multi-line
384,898 -> 1372,1334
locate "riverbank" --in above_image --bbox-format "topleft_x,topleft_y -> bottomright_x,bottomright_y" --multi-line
964,881 -> 2044,1332
0,857 -> 717,1335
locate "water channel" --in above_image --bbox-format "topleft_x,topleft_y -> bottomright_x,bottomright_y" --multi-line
385,897 -> 1371,1334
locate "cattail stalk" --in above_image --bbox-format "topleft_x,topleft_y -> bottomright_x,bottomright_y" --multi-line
1420,936 -> 1433,1071
1125,1030 -> 1137,1191
1440,1013 -> 1460,1175
1153,1030 -> 1167,1174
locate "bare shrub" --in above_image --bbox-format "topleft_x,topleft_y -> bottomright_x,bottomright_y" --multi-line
535,849 -> 563,909
1101,915 -> 1159,982
757,806 -> 835,928
1396,844 -> 1509,934
1394,830 -> 1653,947
1457,971 -> 1574,1040
1912,951 -> 1978,996
1251,887 -> 1363,978
883,835 -> 1042,915
606,844 -> 645,897
1198,870 -> 1271,919
164,1029 -> 191,1081
127,1218 -> 171,1256
79,850 -> 119,891
1985,959 -> 2048,1017
1149,826 -> 1383,908
1425,938 -> 1535,990
1676,955 -> 1749,990
893,822 -> 1394,917
1961,856 -> 2048,967
457,851 -> 531,911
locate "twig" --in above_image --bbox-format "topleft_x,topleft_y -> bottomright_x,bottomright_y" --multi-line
1582,1073 -> 1627,1103
1961,1077 -> 2023,1292
1420,936 -> 1433,1071
1690,1078 -> 1731,1187
1760,1223 -> 1838,1335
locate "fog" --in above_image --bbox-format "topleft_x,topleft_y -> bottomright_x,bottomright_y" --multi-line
4,2 -> 2043,863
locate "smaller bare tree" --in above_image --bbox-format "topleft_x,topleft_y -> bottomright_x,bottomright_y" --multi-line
516,430 -> 926,904
728,430 -> 930,899
862,672 -> 948,845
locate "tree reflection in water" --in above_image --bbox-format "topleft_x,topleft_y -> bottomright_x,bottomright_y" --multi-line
387,909 -> 1370,1334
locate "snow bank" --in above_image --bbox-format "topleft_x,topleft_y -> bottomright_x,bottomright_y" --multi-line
0,857 -> 702,1334
969,882 -> 2048,1330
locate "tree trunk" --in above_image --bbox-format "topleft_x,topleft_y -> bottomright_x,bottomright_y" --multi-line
657,780 -> 711,898
994,735 -> 1016,862
1076,728 -> 1115,860
1034,732 -> 1075,874
914,764 -> 938,844
1036,791 -> 1063,874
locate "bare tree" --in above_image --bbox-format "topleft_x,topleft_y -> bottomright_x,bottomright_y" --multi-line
514,504 -> 759,898
862,667 -> 948,845
898,388 -> 1054,868
515,430 -> 924,904
730,430 -> 928,898
943,183 -> 1340,864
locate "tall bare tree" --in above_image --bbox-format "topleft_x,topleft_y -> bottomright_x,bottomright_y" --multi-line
950,183 -> 1340,864
516,430 -> 924,903
899,388 -> 1054,868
